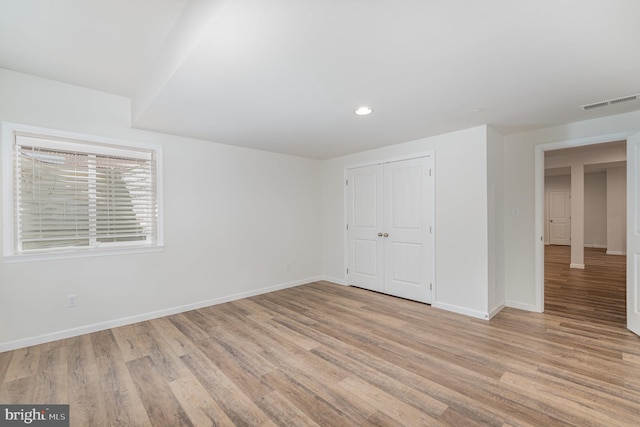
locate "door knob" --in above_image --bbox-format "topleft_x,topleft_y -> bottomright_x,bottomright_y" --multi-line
383,233 -> 389,237
377,232 -> 383,237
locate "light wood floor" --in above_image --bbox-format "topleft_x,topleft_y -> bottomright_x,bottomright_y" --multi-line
1,248 -> 639,426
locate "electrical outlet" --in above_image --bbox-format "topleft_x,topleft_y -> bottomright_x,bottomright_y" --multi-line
67,294 -> 77,308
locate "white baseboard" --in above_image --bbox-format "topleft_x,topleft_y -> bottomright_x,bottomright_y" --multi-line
488,302 -> 506,319
584,244 -> 608,249
0,276 -> 321,353
321,276 -> 347,286
433,301 -> 489,320
606,250 -> 626,256
506,300 -> 541,312
570,263 -> 585,269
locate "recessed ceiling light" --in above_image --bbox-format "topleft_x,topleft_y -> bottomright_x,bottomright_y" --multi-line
355,106 -> 373,116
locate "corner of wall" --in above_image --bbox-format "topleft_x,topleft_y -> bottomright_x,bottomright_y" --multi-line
487,126 -> 506,314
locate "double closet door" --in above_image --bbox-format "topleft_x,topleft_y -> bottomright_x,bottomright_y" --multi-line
346,156 -> 434,303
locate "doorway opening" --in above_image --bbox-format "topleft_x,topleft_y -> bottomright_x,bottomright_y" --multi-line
537,139 -> 627,326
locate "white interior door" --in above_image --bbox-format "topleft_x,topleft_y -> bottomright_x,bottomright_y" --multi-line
347,156 -> 434,304
627,131 -> 640,336
347,165 -> 384,292
383,157 -> 433,303
548,190 -> 571,245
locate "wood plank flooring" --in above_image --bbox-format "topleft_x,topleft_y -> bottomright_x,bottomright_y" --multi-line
1,249 -> 639,426
544,245 -> 626,326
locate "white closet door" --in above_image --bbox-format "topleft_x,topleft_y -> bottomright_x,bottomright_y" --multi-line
347,165 -> 384,292
346,156 -> 433,303
383,157 -> 432,303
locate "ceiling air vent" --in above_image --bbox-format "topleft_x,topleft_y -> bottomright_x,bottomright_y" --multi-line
581,94 -> 638,110
610,95 -> 637,104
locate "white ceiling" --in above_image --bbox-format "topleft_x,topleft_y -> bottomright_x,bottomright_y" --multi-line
1,0 -> 639,159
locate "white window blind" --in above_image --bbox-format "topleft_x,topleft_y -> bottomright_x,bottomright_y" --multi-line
12,134 -> 158,254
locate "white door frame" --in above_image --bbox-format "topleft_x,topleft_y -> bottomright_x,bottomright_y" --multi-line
534,131 -> 633,313
626,132 -> 640,335
344,152 -> 435,301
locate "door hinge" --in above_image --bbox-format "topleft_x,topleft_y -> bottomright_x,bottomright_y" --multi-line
346,179 -> 348,186
429,169 -> 432,176
346,224 -> 349,230
430,283 -> 432,290
346,268 -> 349,274
429,226 -> 432,234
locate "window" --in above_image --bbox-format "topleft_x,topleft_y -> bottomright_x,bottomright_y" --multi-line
2,123 -> 162,259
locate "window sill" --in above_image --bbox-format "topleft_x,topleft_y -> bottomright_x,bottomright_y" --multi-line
3,245 -> 164,263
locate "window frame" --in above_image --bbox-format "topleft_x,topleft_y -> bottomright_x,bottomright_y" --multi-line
2,122 -> 164,262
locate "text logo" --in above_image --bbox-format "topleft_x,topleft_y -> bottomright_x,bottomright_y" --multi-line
0,405 -> 69,427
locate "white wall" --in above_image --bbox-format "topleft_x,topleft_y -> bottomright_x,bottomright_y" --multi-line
487,126 -> 505,316
504,110 -> 640,310
545,175 -> 571,192
0,68 -> 322,350
607,166 -> 626,255
584,172 -> 607,247
321,126 -> 492,319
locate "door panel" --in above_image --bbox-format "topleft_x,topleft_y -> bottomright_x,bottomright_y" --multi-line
390,242 -> 422,284
353,172 -> 378,228
390,166 -> 421,228
548,190 -> 571,245
628,131 -> 640,336
384,157 -> 432,303
353,239 -> 379,278
347,165 -> 384,292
